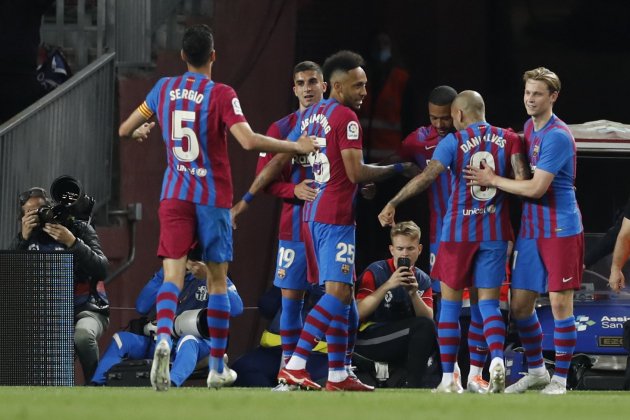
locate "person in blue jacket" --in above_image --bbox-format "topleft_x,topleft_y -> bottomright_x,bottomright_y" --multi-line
91,259 -> 242,386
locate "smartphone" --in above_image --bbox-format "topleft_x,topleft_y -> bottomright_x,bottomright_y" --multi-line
397,257 -> 411,270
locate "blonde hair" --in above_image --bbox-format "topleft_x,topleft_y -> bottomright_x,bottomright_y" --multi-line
523,67 -> 561,93
390,221 -> 421,242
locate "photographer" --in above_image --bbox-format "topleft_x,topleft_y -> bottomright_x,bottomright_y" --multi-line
9,186 -> 109,384
90,259 -> 242,387
354,221 -> 437,388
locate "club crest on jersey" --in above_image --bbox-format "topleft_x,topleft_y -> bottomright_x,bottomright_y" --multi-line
232,98 -> 243,116
196,285 -> 208,301
277,268 -> 286,279
532,145 -> 539,160
347,121 -> 359,140
341,264 -> 350,274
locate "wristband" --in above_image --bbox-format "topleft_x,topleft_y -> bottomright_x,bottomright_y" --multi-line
393,163 -> 404,173
242,192 -> 255,204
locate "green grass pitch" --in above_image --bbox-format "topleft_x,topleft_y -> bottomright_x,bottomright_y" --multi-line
1,387 -> 629,420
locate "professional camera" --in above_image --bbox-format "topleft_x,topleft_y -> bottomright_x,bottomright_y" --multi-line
37,175 -> 95,227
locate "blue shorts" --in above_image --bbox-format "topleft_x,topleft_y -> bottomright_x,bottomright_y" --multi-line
303,221 -> 355,285
197,205 -> 232,263
512,235 -> 583,293
272,240 -> 308,291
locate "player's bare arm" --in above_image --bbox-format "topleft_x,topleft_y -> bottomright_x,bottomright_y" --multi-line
378,160 -> 445,227
341,148 -> 417,184
609,217 -> 630,293
464,161 -> 553,199
118,109 -> 156,142
511,153 -> 532,181
230,122 -> 317,154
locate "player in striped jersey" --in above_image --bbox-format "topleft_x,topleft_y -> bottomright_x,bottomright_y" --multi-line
274,50 -> 416,392
379,91 -> 529,393
232,61 -> 325,391
398,86 -> 491,392
465,68 -> 583,395
118,24 -> 317,392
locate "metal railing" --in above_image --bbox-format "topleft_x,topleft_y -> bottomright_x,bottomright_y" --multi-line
0,53 -> 116,248
43,0 -> 187,70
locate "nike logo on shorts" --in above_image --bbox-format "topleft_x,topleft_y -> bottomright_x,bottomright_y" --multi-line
425,145 -> 437,150
562,277 -> 573,283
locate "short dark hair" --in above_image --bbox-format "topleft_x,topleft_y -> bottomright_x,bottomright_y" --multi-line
428,85 -> 457,106
182,24 -> 214,67
322,50 -> 365,83
293,61 -> 322,77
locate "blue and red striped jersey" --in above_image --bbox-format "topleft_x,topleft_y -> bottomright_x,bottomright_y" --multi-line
289,98 -> 363,226
256,111 -> 313,241
140,72 -> 247,208
432,122 -> 523,242
519,115 -> 583,238
399,125 -> 451,245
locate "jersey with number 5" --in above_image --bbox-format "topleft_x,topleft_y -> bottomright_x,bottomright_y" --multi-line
432,122 -> 523,242
139,72 -> 247,208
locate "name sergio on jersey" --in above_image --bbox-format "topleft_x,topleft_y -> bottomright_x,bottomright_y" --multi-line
300,113 -> 331,135
460,133 -> 506,153
169,88 -> 204,104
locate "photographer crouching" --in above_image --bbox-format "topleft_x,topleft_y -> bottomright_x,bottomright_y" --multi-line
9,180 -> 109,384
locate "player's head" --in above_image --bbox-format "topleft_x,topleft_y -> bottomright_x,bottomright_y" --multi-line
428,85 -> 457,137
522,67 -> 560,118
181,24 -> 215,68
389,221 -> 423,267
323,50 -> 367,110
293,61 -> 327,111
450,90 -> 485,131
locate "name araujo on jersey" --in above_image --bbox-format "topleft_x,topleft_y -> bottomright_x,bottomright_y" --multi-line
460,133 -> 506,153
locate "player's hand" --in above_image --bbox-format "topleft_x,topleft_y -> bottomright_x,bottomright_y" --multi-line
401,162 -> 421,178
295,132 -> 318,154
230,200 -> 249,230
132,122 -> 155,142
378,203 -> 396,227
294,179 -> 318,202
609,268 -> 626,293
360,182 -> 377,200
186,260 -> 208,280
20,208 -> 40,240
43,223 -> 76,247
463,160 -> 496,187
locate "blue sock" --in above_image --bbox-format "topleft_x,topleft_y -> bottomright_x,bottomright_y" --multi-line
438,299 -> 462,374
292,293 -> 343,362
515,312 -> 544,370
468,303 -> 488,370
478,299 -> 505,361
553,316 -> 576,380
207,293 -> 230,373
155,282 -> 180,348
280,297 -> 304,363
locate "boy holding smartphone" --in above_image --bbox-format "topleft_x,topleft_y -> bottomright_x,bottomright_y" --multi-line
354,221 -> 436,387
